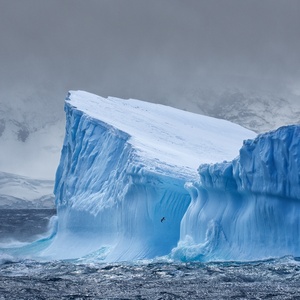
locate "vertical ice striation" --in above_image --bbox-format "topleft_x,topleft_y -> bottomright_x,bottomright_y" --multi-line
42,90 -> 253,261
174,125 -> 300,261
47,101 -> 191,260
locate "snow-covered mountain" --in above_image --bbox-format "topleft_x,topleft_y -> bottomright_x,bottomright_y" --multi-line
0,90 -> 64,180
166,89 -> 300,133
0,91 -> 62,208
0,171 -> 55,209
211,91 -> 300,133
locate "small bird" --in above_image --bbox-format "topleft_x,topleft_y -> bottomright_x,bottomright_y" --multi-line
161,217 -> 166,223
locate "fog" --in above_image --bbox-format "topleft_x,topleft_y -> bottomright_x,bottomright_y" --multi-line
1,0 -> 300,101
0,0 -> 299,178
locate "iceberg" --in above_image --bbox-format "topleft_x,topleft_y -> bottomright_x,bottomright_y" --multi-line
173,125 -> 300,261
41,91 -> 255,261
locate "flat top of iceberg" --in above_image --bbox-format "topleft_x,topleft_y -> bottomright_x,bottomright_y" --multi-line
67,91 -> 256,178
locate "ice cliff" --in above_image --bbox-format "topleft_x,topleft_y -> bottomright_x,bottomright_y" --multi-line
42,91 -> 254,261
173,125 -> 300,261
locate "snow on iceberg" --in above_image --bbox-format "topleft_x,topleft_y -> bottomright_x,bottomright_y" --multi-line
41,91 -> 255,261
173,125 -> 300,261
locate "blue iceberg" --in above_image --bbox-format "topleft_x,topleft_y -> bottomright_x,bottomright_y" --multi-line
174,125 -> 300,261
40,91 -> 255,261
6,90 -> 298,263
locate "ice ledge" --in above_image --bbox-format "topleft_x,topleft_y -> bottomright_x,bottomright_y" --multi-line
199,125 -> 300,199
174,124 -> 300,262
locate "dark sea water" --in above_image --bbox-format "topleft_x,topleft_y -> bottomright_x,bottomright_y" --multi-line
1,210 -> 300,300
0,209 -> 56,243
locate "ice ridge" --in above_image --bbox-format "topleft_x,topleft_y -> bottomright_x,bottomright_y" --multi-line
174,125 -> 300,261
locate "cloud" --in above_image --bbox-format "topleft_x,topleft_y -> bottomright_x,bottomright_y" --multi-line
0,0 -> 299,103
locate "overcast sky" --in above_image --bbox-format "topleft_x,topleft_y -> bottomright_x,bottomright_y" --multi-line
0,0 -> 300,179
1,0 -> 300,107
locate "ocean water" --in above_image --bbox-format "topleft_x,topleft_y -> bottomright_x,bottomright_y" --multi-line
0,209 -> 56,243
1,210 -> 300,299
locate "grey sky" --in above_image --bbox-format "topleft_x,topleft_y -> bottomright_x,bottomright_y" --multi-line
0,0 -> 300,179
1,0 -> 300,105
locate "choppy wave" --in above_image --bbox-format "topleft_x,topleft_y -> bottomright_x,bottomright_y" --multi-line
1,256 -> 300,299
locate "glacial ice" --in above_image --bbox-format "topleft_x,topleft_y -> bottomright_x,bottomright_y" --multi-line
41,91 -> 255,261
173,125 -> 300,261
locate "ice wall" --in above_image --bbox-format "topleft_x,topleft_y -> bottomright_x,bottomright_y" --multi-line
174,125 -> 300,261
42,91 -> 253,261
45,103 -> 190,260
